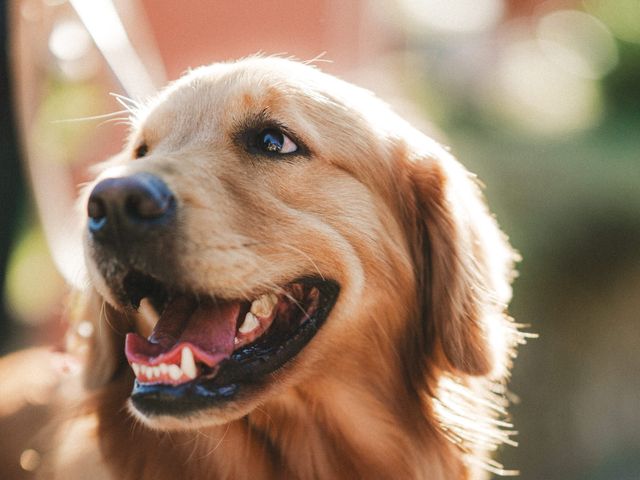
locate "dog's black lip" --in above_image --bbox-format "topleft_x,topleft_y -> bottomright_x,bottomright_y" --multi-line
130,278 -> 340,418
121,269 -> 168,310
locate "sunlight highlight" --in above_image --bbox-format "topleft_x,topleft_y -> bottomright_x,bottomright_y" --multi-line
401,0 -> 505,34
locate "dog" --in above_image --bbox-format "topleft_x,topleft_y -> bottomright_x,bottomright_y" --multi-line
9,56 -> 523,479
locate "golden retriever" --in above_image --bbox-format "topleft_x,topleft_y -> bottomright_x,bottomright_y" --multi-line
7,56 -> 523,479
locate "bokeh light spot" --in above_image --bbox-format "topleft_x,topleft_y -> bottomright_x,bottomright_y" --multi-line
49,19 -> 92,62
19,449 -> 41,472
537,10 -> 618,79
495,40 -> 602,135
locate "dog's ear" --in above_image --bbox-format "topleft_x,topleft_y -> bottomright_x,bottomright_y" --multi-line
408,142 -> 517,377
67,288 -> 129,389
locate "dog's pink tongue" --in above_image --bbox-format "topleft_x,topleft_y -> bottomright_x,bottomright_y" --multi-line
125,296 -> 239,367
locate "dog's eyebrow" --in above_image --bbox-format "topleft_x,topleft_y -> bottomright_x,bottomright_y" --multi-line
234,108 -> 280,133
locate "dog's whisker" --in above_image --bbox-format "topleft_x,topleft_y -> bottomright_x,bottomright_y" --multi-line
109,92 -> 141,111
304,51 -> 333,65
198,423 -> 231,459
96,117 -> 134,128
275,243 -> 324,281
98,300 -> 110,336
50,109 -> 130,124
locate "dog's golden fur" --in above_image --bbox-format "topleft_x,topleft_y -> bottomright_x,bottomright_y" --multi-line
7,57 -> 522,479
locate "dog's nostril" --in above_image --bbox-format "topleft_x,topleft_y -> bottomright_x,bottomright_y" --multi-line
87,197 -> 107,233
88,196 -> 106,220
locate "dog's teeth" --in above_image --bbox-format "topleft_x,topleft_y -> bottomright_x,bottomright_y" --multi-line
159,363 -> 169,375
250,293 -> 278,318
152,366 -> 160,378
131,363 -> 140,377
239,312 -> 260,334
181,347 -> 197,379
168,364 -> 183,380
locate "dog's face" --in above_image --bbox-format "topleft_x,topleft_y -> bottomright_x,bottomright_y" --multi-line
81,57 -> 515,431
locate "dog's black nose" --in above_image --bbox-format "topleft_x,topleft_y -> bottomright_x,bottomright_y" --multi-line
87,173 -> 176,242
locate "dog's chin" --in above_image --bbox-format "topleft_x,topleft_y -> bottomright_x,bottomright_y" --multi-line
99,266 -> 340,422
126,395 -> 257,431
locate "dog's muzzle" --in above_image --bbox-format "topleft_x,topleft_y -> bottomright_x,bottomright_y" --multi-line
86,172 -> 179,291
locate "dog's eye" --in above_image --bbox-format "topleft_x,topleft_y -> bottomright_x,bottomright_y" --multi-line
134,142 -> 149,159
257,129 -> 298,154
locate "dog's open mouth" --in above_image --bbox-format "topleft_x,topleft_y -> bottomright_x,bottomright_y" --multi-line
119,271 -> 339,416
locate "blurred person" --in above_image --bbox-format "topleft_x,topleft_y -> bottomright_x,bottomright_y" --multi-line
0,0 -> 26,354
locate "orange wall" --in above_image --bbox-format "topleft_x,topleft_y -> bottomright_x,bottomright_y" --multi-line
139,0 -> 379,78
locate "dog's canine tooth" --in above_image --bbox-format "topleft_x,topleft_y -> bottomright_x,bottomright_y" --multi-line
250,293 -> 278,318
168,364 -> 183,380
131,363 -> 140,377
181,347 -> 197,379
239,312 -> 260,334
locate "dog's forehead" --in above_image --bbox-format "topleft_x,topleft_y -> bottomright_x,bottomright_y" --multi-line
151,60 -> 328,114
137,58 -> 380,141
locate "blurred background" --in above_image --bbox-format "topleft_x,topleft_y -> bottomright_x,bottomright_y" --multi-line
1,0 -> 639,478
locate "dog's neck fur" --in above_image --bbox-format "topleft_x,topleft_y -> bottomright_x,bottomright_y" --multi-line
94,348 -> 470,480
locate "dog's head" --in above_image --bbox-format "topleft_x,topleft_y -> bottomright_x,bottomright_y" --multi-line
78,57 -> 517,430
